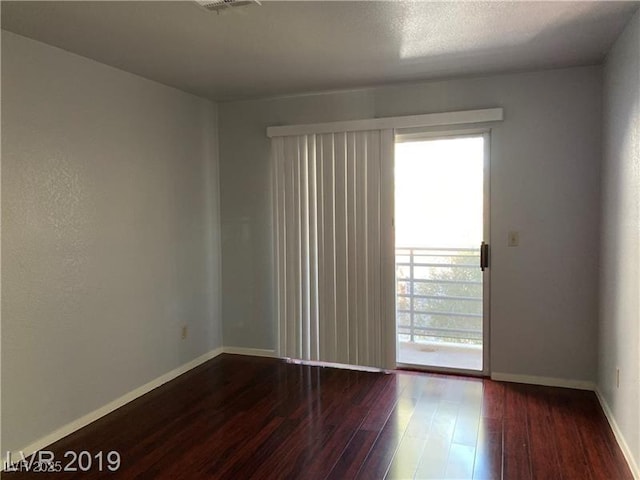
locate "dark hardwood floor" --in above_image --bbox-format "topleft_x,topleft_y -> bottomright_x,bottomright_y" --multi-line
6,354 -> 633,479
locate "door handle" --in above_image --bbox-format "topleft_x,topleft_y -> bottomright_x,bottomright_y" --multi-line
480,242 -> 489,271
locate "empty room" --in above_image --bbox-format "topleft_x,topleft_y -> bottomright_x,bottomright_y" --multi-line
1,1 -> 639,478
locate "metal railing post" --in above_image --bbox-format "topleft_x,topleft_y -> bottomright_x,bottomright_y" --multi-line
409,249 -> 415,343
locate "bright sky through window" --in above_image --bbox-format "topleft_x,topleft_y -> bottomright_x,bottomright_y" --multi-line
395,136 -> 484,248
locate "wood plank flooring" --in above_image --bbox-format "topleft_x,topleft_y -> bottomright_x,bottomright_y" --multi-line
5,354 -> 633,479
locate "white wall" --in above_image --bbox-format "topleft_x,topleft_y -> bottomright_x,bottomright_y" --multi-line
1,31 -> 222,453
218,66 -> 603,382
599,9 -> 640,471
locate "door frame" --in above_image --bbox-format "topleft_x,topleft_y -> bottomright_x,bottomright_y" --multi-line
392,127 -> 492,376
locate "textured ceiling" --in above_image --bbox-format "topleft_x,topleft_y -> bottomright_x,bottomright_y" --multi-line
2,1 -> 638,101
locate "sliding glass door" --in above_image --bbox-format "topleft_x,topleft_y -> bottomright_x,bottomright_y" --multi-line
394,132 -> 490,374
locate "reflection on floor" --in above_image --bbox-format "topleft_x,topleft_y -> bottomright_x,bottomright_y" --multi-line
398,340 -> 483,371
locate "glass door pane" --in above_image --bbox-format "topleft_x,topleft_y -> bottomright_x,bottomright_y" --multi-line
395,135 -> 486,372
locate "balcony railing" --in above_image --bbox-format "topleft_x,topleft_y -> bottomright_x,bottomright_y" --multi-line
396,247 -> 483,344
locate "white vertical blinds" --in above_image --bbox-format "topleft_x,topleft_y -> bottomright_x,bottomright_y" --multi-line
272,129 -> 395,369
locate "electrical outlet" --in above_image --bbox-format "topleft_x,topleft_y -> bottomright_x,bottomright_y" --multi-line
616,367 -> 620,388
181,325 -> 188,340
508,231 -> 520,247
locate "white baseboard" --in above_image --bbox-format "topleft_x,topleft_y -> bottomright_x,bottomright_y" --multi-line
595,388 -> 640,479
490,372 -> 595,391
221,349 -> 381,373
222,346 -> 277,357
7,347 -> 225,467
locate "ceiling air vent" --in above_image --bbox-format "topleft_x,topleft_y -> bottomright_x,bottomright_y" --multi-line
196,0 -> 261,13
